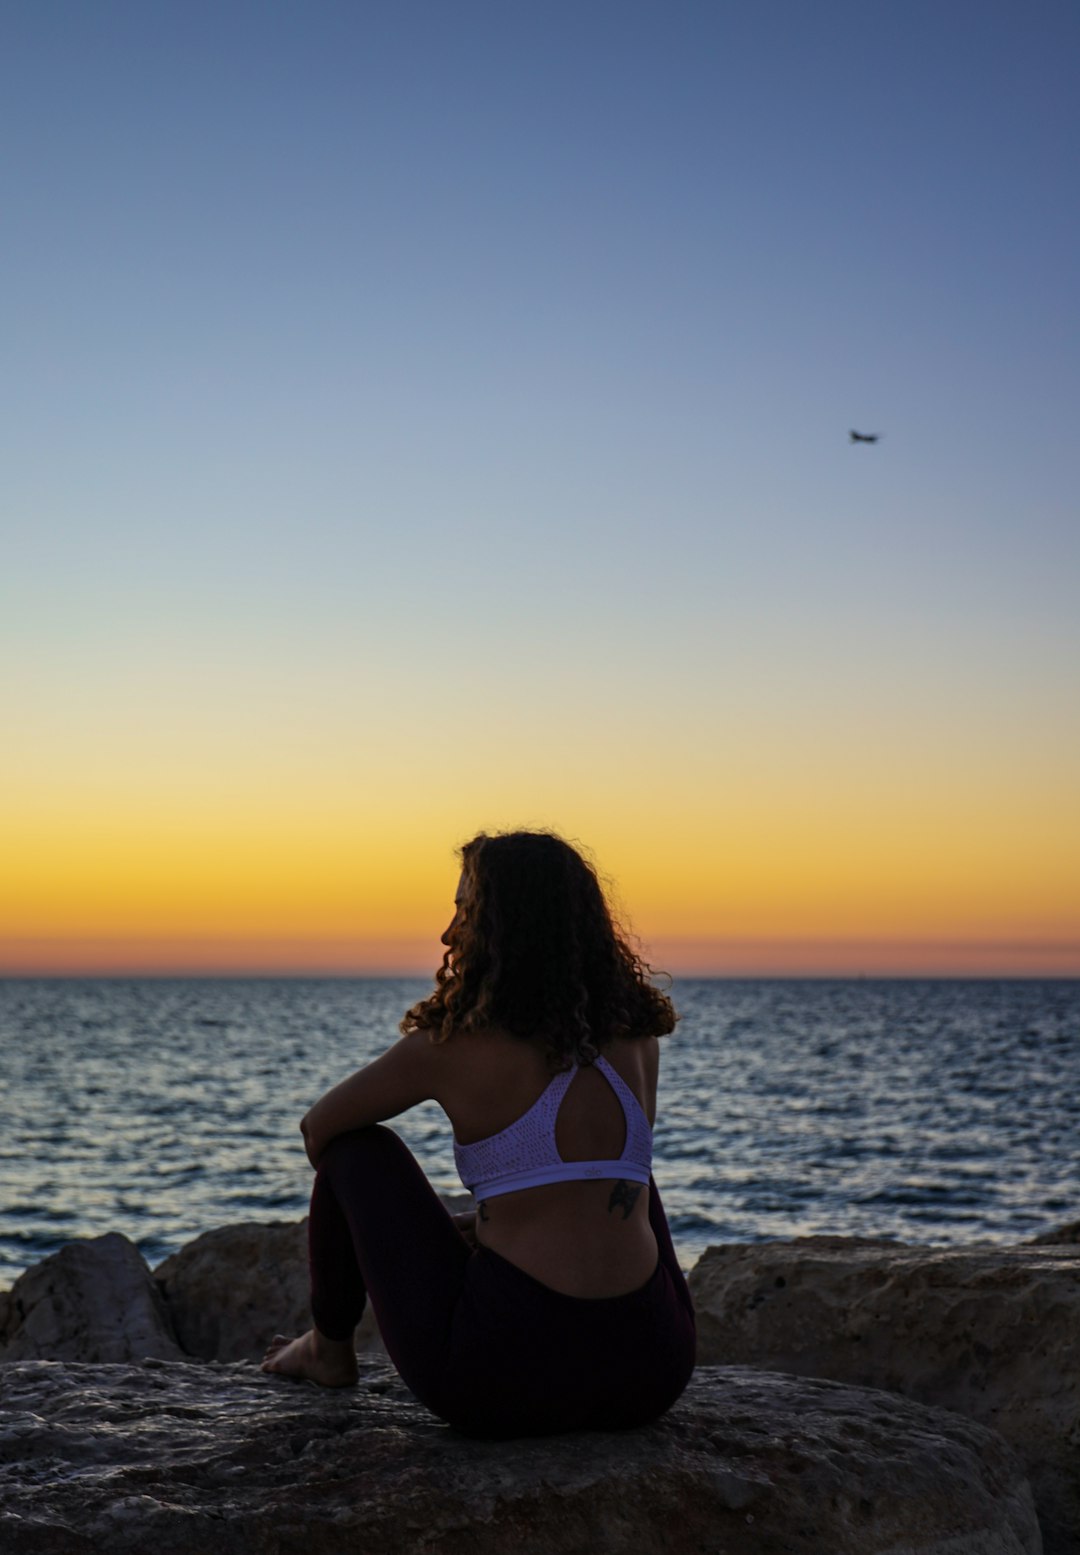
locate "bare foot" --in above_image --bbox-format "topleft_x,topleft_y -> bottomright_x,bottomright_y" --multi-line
260,1329 -> 359,1388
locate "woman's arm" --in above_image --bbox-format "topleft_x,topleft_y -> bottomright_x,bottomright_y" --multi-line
300,1031 -> 443,1167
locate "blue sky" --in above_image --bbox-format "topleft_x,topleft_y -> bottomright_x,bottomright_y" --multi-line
3,1 -> 1079,972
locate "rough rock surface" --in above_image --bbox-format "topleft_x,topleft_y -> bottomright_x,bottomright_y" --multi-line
1030,1220 -> 1080,1245
0,1234 -> 183,1364
0,1360 -> 1040,1554
690,1238 -> 1079,1555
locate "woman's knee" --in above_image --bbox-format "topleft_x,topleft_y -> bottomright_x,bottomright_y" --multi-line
319,1123 -> 402,1170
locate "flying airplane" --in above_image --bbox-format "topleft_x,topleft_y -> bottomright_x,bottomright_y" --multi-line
849,430 -> 881,443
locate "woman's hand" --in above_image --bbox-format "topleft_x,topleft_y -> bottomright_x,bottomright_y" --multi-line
300,1111 -> 322,1170
453,1211 -> 478,1248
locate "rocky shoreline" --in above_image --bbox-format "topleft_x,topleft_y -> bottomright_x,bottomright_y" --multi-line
1,1220 -> 1076,1553
691,1231 -> 1079,1555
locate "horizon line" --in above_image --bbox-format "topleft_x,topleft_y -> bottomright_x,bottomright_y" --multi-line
3,971 -> 1077,983
1,933 -> 1077,980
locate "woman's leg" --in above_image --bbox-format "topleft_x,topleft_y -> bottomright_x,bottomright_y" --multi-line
298,1125 -> 473,1404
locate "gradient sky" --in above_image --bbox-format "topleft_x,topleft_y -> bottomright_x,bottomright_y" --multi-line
3,1 -> 1079,975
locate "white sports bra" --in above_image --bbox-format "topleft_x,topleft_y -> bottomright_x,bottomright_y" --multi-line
453,1056 -> 653,1200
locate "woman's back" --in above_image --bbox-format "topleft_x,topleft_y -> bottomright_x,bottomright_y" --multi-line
437,1030 -> 660,1298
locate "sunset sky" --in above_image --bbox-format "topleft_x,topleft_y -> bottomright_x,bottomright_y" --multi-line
4,2 -> 1078,976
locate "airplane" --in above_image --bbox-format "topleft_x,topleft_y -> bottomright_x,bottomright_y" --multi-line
849,430 -> 882,443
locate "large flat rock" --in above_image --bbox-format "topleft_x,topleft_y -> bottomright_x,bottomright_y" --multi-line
690,1238 -> 1078,1554
0,1359 -> 1039,1554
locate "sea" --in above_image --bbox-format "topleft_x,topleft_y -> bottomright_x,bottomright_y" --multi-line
1,977 -> 1077,1289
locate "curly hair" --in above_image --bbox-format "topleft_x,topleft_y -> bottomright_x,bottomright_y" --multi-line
400,831 -> 676,1066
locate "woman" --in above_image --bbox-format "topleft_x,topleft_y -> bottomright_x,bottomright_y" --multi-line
261,830 -> 695,1437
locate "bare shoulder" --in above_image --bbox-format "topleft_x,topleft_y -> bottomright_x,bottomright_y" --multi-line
603,1034 -> 660,1121
606,1033 -> 660,1077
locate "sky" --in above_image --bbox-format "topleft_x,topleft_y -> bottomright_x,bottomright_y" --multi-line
3,1 -> 1078,977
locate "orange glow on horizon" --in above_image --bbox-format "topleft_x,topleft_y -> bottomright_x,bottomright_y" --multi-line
4,744 -> 1077,977
1,933 -> 1076,979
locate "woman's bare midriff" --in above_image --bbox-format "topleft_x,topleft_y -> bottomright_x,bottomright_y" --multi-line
474,1178 -> 658,1297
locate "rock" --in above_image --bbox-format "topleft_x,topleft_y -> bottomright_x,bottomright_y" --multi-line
0,1359 -> 1040,1554
690,1237 -> 1079,1555
0,1233 -> 183,1364
1030,1220 -> 1080,1245
152,1200 -> 472,1364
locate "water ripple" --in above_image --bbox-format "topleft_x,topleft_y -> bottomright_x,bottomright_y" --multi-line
1,976 -> 1078,1285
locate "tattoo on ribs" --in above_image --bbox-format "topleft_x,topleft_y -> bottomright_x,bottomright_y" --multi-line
608,1180 -> 642,1220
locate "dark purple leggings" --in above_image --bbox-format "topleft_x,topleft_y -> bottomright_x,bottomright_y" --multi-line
308,1126 -> 696,1438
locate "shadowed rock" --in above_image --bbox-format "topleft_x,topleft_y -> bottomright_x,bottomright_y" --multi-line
690,1237 -> 1078,1554
0,1360 -> 1040,1554
0,1233 -> 183,1364
1029,1220 -> 1080,1245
